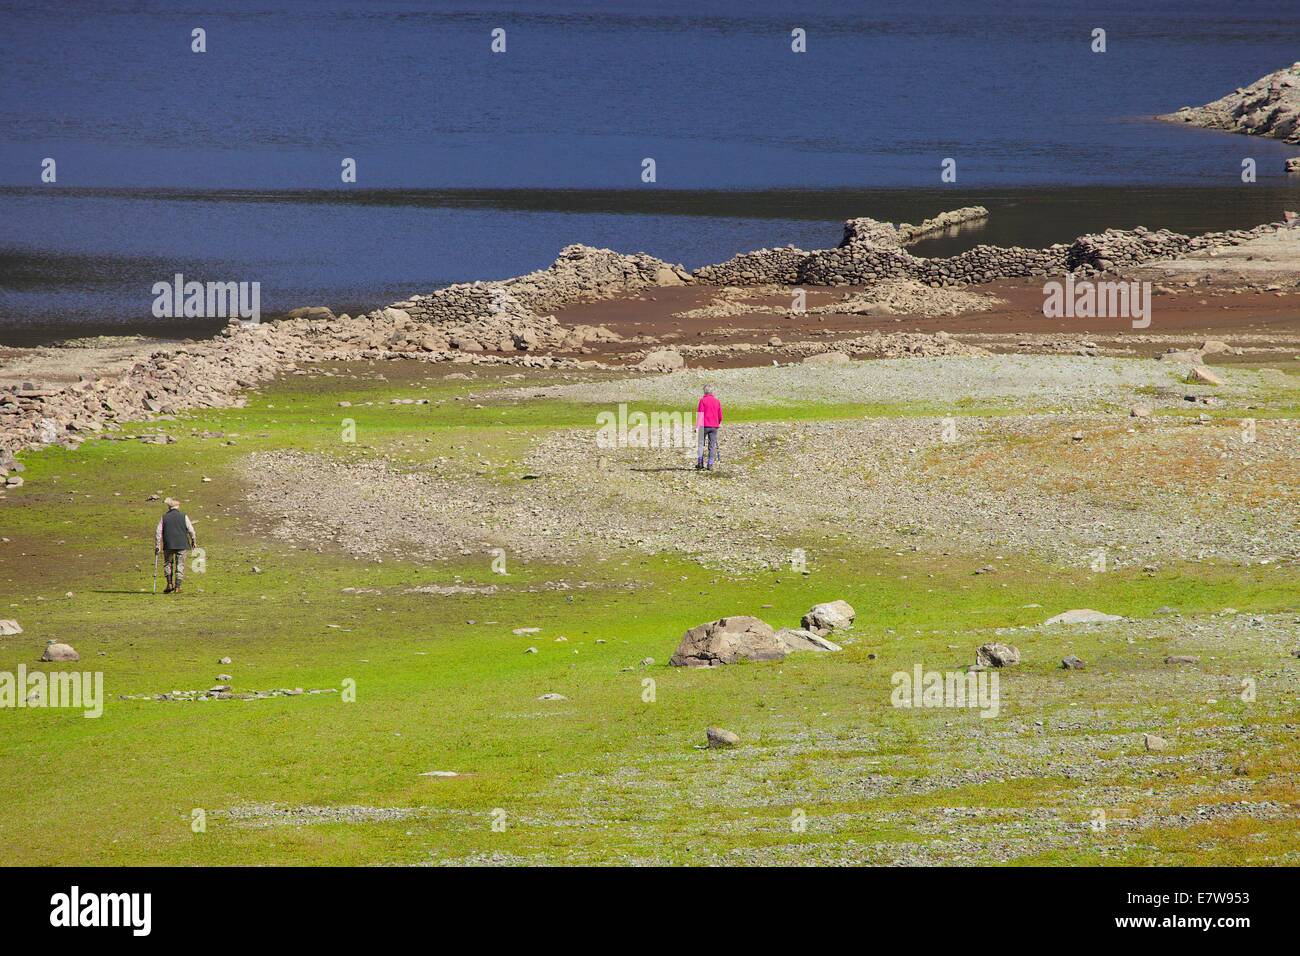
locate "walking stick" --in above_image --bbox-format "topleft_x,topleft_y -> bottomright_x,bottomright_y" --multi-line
153,551 -> 159,594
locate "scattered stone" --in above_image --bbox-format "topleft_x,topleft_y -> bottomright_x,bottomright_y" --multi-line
1060,655 -> 1087,670
537,692 -> 568,701
1130,403 -> 1153,418
1043,609 -> 1123,626
0,620 -> 22,636
1143,733 -> 1168,752
1164,655 -> 1200,665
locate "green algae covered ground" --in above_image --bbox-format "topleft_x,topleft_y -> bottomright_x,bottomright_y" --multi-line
0,361 -> 1296,866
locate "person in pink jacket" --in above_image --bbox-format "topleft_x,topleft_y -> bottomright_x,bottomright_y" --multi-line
695,385 -> 722,470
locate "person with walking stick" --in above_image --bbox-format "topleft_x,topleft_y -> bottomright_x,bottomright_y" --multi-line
154,497 -> 197,595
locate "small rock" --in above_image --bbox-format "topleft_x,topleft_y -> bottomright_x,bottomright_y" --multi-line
1143,733 -> 1168,752
800,600 -> 855,635
774,628 -> 842,652
976,642 -> 1020,667
40,641 -> 79,662
1060,655 -> 1086,670
706,726 -> 739,748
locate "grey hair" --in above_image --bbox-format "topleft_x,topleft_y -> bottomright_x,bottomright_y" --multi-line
703,385 -> 715,395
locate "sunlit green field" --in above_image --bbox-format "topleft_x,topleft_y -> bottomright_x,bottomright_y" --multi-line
1,362 -> 1296,865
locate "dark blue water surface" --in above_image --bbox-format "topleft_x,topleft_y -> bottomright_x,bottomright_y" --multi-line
2,0 -> 1299,339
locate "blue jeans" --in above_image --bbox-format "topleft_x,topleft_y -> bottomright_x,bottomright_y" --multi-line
697,427 -> 719,466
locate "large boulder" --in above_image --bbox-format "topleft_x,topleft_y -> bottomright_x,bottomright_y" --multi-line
775,628 -> 842,653
40,641 -> 79,663
801,600 -> 855,635
669,616 -> 786,668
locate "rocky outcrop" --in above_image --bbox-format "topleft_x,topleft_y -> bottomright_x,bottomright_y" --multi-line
668,616 -> 786,667
1160,63 -> 1300,144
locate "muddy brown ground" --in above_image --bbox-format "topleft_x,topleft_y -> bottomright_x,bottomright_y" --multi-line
552,281 -> 1300,368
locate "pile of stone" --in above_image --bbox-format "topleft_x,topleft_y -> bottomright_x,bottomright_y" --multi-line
692,208 -> 1290,288
1159,62 -> 1300,145
1066,223 -> 1283,273
692,246 -> 810,286
400,244 -> 691,330
893,205 -> 990,243
624,329 -> 986,365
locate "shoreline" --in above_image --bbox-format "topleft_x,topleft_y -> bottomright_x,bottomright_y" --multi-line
3,207 -> 1299,471
9,186 -> 1300,344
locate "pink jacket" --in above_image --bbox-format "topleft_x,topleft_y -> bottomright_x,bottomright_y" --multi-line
697,394 -> 722,429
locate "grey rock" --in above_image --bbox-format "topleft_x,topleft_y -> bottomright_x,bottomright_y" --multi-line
976,642 -> 1020,667
801,600 -> 855,634
775,627 -> 843,652
40,641 -> 79,662
669,616 -> 786,668
706,726 -> 740,748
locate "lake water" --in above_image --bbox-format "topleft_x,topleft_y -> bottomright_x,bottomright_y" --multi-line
2,0 -> 1299,341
